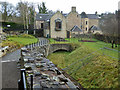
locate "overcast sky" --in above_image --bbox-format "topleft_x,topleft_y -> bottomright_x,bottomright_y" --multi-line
1,0 -> 120,14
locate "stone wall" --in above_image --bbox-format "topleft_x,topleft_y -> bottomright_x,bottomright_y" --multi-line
44,29 -> 49,37
35,21 -> 44,29
66,11 -> 81,31
81,18 -> 89,33
34,7 -> 100,38
48,44 -> 72,55
88,19 -> 99,29
50,11 -> 66,38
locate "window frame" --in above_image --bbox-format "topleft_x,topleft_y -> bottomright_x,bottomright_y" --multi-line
55,19 -> 62,31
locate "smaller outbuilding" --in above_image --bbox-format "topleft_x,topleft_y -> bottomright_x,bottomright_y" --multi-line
70,25 -> 83,38
89,25 -> 102,34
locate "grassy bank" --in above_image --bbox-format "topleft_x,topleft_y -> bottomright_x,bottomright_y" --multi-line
47,38 -> 119,88
1,34 -> 38,49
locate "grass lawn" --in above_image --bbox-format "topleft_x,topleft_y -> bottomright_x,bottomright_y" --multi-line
8,37 -> 38,45
47,38 -> 119,88
48,38 -> 119,60
1,34 -> 38,49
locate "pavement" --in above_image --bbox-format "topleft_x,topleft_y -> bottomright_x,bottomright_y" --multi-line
1,49 -> 21,61
2,60 -> 20,89
0,49 -> 21,89
0,38 -> 48,89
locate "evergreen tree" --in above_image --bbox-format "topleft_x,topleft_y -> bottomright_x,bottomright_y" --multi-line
38,2 -> 48,14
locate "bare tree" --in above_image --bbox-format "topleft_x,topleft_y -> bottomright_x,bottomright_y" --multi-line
99,13 -> 118,37
28,3 -> 35,28
99,12 -> 118,47
17,1 -> 30,29
0,2 -> 15,22
16,1 -> 35,29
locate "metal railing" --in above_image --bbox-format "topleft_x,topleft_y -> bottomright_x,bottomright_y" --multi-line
25,38 -> 49,49
18,69 -> 27,90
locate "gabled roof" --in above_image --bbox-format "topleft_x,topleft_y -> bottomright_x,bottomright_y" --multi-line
36,12 -> 66,21
36,14 -> 53,21
71,25 -> 82,32
89,25 -> 100,30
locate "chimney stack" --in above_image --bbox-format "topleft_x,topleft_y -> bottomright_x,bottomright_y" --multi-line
71,6 -> 76,12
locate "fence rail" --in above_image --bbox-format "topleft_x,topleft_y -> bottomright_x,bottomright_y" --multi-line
18,69 -> 27,90
25,38 -> 49,49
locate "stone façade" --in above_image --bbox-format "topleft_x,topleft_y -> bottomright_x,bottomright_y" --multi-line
34,7 -> 102,38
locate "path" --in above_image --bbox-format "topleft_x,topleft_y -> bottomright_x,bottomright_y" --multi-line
0,49 -> 21,89
0,37 -> 49,89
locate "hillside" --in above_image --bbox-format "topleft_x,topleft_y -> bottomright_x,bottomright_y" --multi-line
47,38 -> 119,88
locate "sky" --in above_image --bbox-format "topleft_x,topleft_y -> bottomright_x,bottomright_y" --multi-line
1,0 -> 120,14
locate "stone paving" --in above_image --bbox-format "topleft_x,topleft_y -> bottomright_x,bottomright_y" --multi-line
19,38 -> 79,89
2,60 -> 20,88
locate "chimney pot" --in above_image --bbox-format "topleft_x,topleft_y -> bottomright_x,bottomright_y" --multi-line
72,6 -> 76,12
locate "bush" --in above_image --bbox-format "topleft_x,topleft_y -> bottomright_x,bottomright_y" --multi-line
94,34 -> 120,44
1,22 -> 24,29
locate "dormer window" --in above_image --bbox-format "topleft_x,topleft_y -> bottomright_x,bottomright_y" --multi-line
55,18 -> 62,31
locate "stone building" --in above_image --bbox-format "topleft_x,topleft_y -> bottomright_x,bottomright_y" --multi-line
34,7 -> 102,38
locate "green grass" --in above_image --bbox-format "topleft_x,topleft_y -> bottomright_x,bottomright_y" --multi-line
8,37 -> 38,45
48,38 -> 119,60
47,51 -> 70,69
7,34 -> 38,45
47,38 -> 119,88
1,34 -> 38,49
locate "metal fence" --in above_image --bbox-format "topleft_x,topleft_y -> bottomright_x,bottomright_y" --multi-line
18,69 -> 27,90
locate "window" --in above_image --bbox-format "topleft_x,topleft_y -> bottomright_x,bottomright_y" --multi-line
41,23 -> 43,28
55,19 -> 62,30
86,21 -> 88,25
86,27 -> 87,31
56,22 -> 61,29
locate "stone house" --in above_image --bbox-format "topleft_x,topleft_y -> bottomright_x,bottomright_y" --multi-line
34,7 -> 102,38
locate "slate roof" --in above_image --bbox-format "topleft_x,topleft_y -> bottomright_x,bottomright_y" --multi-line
71,25 -> 82,32
81,12 -> 88,18
36,12 -> 98,21
36,14 -> 53,21
80,12 -> 99,19
62,14 -> 68,17
87,14 -> 99,19
45,14 -> 53,21
89,25 -> 100,30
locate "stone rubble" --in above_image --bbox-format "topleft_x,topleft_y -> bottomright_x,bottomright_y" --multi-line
19,39 -> 79,89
